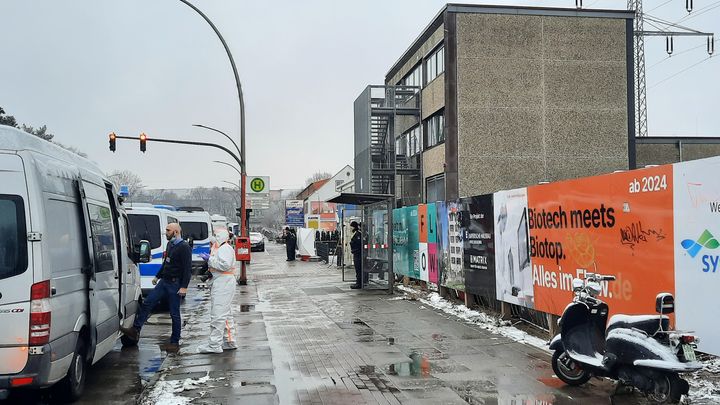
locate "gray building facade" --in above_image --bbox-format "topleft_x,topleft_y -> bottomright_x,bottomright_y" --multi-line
360,4 -> 637,203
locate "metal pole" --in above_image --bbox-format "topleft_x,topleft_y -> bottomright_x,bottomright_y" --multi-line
180,0 -> 247,284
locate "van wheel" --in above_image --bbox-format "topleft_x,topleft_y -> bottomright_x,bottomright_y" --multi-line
55,337 -> 87,402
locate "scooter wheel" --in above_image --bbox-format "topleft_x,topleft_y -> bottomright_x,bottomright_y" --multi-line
647,373 -> 687,404
552,350 -> 591,386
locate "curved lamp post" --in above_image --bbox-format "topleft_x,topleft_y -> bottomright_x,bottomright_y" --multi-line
180,0 -> 247,284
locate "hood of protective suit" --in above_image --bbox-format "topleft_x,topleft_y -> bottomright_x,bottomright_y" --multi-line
215,229 -> 230,244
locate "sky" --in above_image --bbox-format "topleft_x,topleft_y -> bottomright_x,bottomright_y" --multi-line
1,0 -> 718,190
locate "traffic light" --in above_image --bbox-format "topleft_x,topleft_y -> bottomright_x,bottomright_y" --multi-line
139,133 -> 147,153
235,207 -> 242,218
109,132 -> 116,152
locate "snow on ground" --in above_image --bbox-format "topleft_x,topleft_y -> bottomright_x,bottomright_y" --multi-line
142,372 -> 216,405
393,284 -> 720,403
394,285 -> 549,351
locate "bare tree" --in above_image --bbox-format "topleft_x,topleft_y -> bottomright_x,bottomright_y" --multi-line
305,171 -> 332,186
108,170 -> 145,198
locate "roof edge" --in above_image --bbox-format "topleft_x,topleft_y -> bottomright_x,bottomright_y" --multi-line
385,3 -> 634,83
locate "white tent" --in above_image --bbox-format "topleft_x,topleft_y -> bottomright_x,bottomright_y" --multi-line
296,228 -> 316,257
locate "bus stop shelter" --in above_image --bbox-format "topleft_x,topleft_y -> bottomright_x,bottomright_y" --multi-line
328,193 -> 394,293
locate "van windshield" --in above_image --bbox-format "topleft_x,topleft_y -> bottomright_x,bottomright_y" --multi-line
180,222 -> 209,241
128,214 -> 162,249
0,196 -> 28,281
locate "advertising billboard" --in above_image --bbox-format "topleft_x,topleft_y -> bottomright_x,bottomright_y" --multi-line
525,166 -> 675,317
285,199 -> 304,227
494,188 -> 533,308
436,202 -> 450,288
418,204 -> 429,282
393,207 -> 411,277
461,195 -> 496,299
673,157 -> 720,355
441,202 -> 465,291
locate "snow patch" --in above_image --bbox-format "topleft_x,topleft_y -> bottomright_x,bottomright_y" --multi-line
142,372 -> 215,405
395,285 -> 549,352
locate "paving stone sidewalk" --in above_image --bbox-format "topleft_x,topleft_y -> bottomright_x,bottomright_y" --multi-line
138,243 -> 643,405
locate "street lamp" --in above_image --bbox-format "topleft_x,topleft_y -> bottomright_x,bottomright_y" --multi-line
180,0 -> 248,284
213,160 -> 241,177
195,125 -> 241,161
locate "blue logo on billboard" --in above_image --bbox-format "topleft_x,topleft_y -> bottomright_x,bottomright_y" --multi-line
681,229 -> 720,272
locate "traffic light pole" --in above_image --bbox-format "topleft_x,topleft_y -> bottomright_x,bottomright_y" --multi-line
110,135 -> 242,168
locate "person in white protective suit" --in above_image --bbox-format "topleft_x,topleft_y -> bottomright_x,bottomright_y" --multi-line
197,228 -> 238,353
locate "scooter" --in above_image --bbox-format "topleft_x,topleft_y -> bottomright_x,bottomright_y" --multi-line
549,272 -> 702,403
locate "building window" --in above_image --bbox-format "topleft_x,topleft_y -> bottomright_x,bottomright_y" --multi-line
400,63 -> 422,87
426,174 -> 445,203
400,125 -> 422,157
425,45 -> 444,85
425,112 -> 445,148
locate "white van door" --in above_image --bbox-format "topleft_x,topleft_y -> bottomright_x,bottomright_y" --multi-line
77,180 -> 120,363
0,153 -> 33,374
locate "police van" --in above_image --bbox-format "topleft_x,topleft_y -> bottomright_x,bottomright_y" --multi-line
125,206 -> 178,295
175,209 -> 212,274
0,126 -> 149,401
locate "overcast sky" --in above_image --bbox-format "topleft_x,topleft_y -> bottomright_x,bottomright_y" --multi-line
1,0 -> 718,190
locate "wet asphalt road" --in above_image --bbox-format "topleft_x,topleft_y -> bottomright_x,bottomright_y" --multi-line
2,297 -> 203,405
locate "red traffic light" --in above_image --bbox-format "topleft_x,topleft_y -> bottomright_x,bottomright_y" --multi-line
139,133 -> 147,153
109,132 -> 117,152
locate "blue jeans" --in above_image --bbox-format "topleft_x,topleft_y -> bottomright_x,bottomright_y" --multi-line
133,279 -> 182,344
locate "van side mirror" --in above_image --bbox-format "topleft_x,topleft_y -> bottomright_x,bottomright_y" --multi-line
137,240 -> 151,263
186,237 -> 194,249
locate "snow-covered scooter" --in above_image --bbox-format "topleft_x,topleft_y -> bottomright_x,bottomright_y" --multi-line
549,272 -> 701,403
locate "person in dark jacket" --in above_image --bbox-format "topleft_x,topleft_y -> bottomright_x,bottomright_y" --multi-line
120,222 -> 192,352
284,227 -> 297,261
350,221 -> 364,289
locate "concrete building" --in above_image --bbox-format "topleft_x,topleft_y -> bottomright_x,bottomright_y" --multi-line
355,4 -> 636,204
635,137 -> 720,167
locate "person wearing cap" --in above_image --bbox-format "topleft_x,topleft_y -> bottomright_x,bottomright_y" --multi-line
349,221 -> 364,289
197,228 -> 238,353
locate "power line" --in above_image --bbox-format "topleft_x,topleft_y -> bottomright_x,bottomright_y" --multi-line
647,0 -> 672,13
675,1 -> 720,24
649,55 -> 715,89
648,38 -> 720,69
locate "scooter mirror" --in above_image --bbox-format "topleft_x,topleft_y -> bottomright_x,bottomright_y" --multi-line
572,278 -> 584,291
586,281 -> 602,297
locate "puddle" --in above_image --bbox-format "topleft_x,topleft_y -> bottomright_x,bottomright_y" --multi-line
240,304 -> 255,312
408,347 -> 447,360
134,345 -> 165,382
386,351 -> 431,377
538,377 -> 566,388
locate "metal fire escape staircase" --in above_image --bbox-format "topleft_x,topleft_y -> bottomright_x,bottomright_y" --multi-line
366,86 -> 421,196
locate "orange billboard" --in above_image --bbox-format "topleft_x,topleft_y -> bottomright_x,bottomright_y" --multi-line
525,165 -> 675,316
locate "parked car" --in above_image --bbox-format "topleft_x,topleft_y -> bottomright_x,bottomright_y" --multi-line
0,126 -> 150,401
249,232 -> 265,252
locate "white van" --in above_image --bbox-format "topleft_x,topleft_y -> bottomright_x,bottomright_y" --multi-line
125,206 -> 179,295
0,126 -> 149,401
210,214 -> 229,233
175,209 -> 212,274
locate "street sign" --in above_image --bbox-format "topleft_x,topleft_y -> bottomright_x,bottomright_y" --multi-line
246,176 -> 269,194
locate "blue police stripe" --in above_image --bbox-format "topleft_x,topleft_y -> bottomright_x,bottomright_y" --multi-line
139,262 -> 162,276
